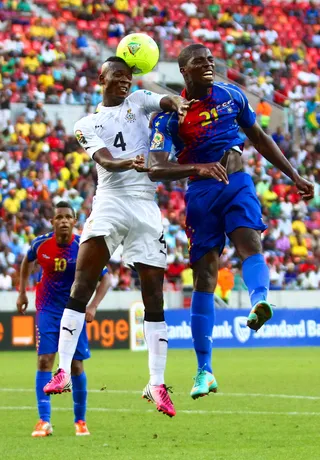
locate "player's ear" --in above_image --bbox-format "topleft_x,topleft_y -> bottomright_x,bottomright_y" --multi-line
180,66 -> 185,76
98,73 -> 104,85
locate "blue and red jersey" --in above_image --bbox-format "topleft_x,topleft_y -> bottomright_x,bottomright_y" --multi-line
27,232 -> 107,314
150,82 -> 256,165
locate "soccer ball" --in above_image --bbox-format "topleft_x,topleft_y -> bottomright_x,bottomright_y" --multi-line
116,33 -> 160,76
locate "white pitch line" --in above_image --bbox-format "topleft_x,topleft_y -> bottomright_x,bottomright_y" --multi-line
0,406 -> 320,416
1,388 -> 320,401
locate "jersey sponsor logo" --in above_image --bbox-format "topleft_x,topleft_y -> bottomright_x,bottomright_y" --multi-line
95,125 -> 103,129
151,129 -> 164,150
144,90 -> 152,96
75,129 -> 87,145
124,108 -> 136,123
42,254 -> 50,259
216,100 -> 232,111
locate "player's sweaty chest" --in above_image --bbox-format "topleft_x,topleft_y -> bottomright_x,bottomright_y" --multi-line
179,100 -> 237,141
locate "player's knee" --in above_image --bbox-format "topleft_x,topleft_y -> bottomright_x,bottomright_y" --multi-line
238,247 -> 262,261
71,276 -> 97,304
144,289 -> 163,313
230,229 -> 262,261
193,268 -> 217,293
38,354 -> 54,372
71,359 -> 83,376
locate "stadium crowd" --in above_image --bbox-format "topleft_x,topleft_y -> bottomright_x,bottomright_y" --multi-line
31,0 -> 320,107
0,0 -> 319,298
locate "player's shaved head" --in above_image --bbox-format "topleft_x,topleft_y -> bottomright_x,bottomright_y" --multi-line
178,44 -> 208,68
101,56 -> 131,75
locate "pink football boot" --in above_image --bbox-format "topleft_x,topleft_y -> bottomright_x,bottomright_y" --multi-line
142,383 -> 176,417
43,368 -> 72,395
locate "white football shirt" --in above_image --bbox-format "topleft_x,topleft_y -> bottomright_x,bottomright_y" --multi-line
74,90 -> 165,199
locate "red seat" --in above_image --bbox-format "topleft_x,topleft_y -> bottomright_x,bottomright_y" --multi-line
77,20 -> 90,31
107,37 -> 120,48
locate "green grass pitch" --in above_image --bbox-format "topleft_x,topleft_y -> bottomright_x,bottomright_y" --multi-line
1,348 -> 320,460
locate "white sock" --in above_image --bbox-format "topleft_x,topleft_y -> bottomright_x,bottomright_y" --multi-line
58,309 -> 85,374
144,320 -> 168,386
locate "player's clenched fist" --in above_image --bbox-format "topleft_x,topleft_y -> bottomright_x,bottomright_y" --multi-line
294,175 -> 314,201
132,154 -> 150,173
85,304 -> 97,323
17,292 -> 29,314
195,162 -> 229,184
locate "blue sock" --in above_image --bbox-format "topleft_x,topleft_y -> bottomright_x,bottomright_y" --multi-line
72,372 -> 87,422
36,371 -> 51,422
191,291 -> 214,373
242,254 -> 270,308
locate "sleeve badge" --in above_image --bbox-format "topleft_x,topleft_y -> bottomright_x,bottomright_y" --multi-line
150,129 -> 165,150
75,129 -> 87,145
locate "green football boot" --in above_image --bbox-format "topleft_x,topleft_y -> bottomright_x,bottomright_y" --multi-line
190,369 -> 218,400
247,301 -> 273,331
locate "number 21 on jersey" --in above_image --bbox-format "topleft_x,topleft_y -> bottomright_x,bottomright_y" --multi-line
199,108 -> 218,126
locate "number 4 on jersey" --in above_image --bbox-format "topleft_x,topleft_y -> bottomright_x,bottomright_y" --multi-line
114,131 -> 126,151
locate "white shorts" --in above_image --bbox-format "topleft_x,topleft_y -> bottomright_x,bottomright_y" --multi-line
80,195 -> 167,269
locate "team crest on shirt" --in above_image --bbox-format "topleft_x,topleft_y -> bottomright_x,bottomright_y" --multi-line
125,109 -> 136,123
150,129 -> 164,150
75,130 -> 87,145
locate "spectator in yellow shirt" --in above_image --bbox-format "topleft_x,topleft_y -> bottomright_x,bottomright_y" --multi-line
181,266 -> 193,288
218,9 -> 234,27
27,142 -> 42,161
291,235 -> 308,257
272,42 -> 283,61
3,190 -> 21,214
262,189 -> 278,207
23,51 -> 40,73
38,69 -> 54,89
54,42 -> 66,61
283,42 -> 295,60
16,185 -> 27,202
115,0 -> 129,13
30,115 -> 47,141
292,220 -> 307,235
59,164 -> 71,183
15,115 -> 30,138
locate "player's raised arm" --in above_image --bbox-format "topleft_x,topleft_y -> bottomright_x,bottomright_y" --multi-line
129,89 -> 195,123
85,271 -> 111,323
148,114 -> 228,183
159,96 -> 197,123
17,254 -> 35,314
242,122 -> 314,200
74,119 -> 148,173
232,85 -> 314,201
